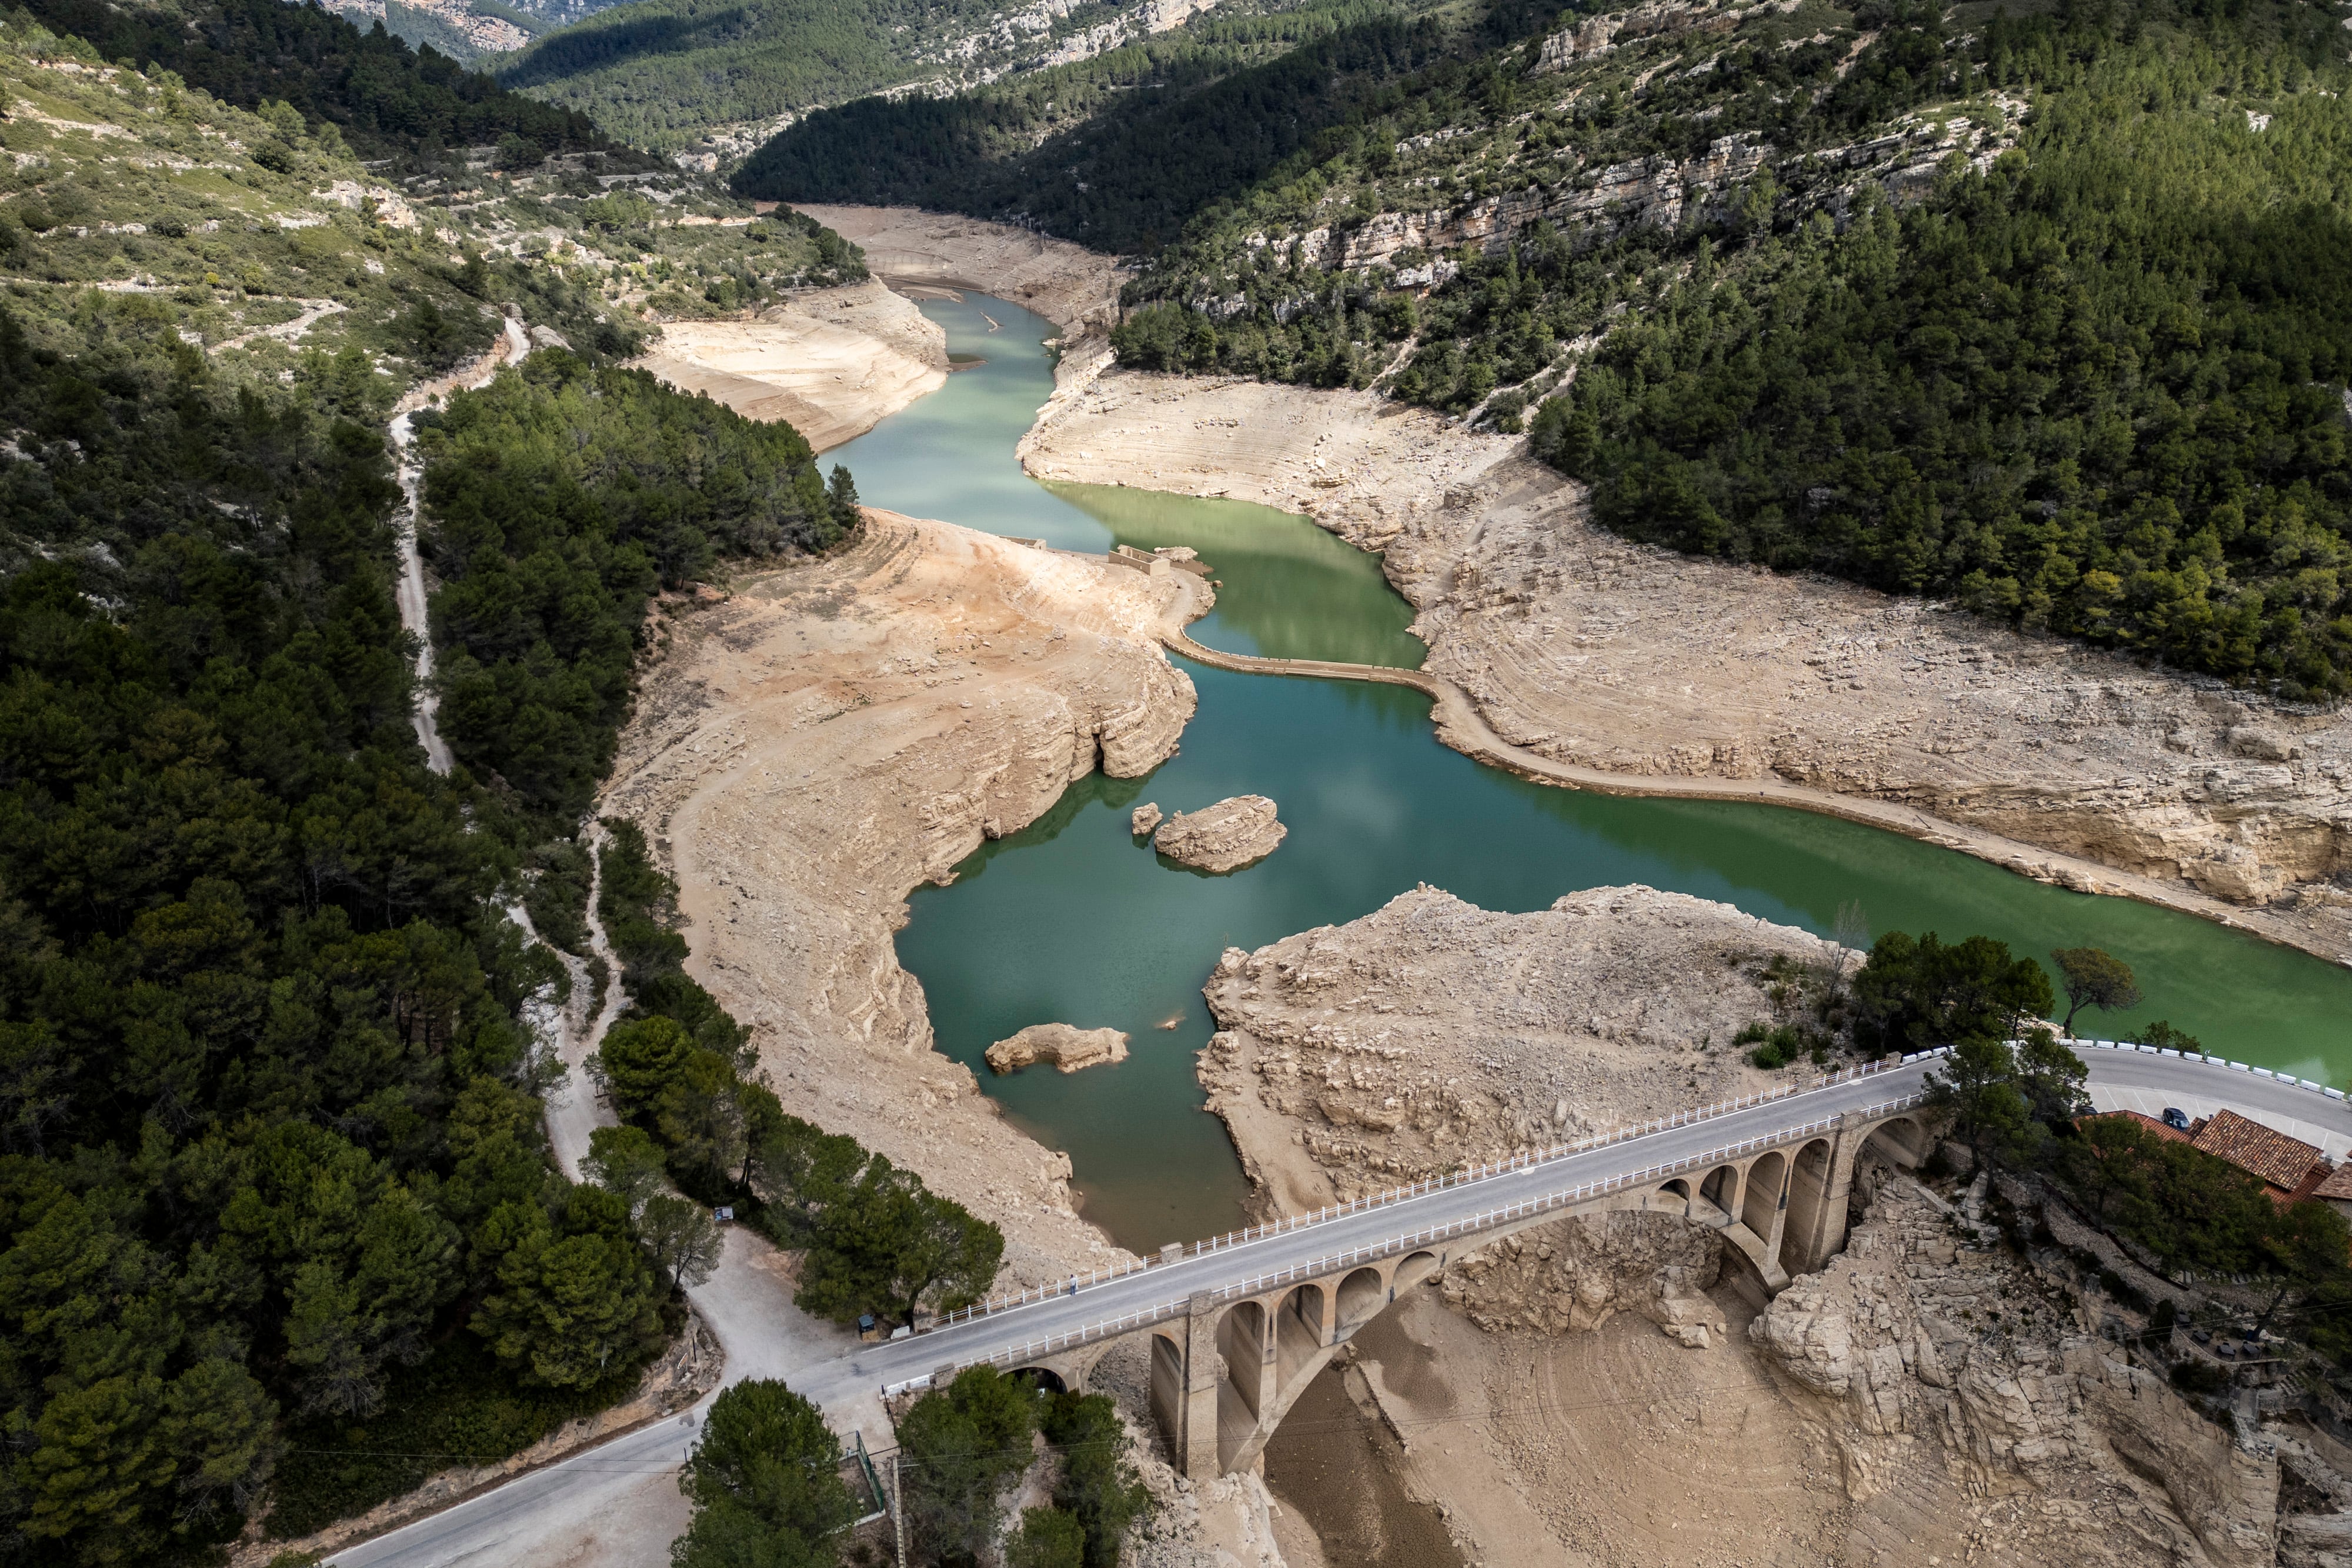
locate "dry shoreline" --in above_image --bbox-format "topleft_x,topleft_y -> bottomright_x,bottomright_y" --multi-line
777,207 -> 2348,968
601,510 -> 1196,1285
634,277 -> 948,451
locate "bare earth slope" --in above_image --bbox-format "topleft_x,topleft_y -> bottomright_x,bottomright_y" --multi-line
793,205 -> 1125,348
600,511 -> 1195,1282
1205,890 -> 2337,1568
1021,372 -> 2352,964
634,278 -> 948,451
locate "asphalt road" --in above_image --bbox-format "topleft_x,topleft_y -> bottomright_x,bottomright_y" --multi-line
331,1044 -> 2352,1566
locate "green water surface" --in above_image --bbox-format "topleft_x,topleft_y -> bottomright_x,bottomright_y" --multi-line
833,295 -> 2352,1253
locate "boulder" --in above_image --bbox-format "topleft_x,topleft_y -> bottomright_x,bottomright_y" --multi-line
985,1023 -> 1131,1075
1130,801 -> 1163,836
1153,795 -> 1287,873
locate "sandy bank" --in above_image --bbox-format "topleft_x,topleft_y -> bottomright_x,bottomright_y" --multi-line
635,278 -> 947,451
792,205 -> 1125,374
1020,371 -> 2352,965
599,510 -> 1197,1283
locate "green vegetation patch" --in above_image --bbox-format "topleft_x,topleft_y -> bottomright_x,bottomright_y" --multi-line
18,0 -> 619,167
410,351 -> 850,820
736,0 -> 1454,252
1537,18 -> 2352,696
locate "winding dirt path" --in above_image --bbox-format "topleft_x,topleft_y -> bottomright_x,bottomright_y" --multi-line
388,315 -> 531,773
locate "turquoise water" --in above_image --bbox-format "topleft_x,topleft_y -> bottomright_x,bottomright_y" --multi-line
838,295 -> 2352,1252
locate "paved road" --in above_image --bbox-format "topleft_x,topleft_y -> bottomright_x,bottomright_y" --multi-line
333,1044 -> 2352,1566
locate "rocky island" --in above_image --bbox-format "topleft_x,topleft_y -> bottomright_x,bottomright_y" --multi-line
1150,795 -> 1287,873
985,1023 -> 1132,1075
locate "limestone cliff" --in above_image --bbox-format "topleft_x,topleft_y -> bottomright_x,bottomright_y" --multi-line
1752,1175 -> 2287,1567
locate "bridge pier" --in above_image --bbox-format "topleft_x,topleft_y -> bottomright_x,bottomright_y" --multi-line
1100,1103 -> 1940,1481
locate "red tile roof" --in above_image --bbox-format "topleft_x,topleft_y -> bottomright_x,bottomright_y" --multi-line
2312,1163 -> 2352,1202
2190,1108 -> 2326,1195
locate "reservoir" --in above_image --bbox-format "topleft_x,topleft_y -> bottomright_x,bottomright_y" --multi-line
833,293 -> 2352,1253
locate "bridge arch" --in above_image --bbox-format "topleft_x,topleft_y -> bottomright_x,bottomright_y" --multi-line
1147,1330 -> 1185,1450
1779,1138 -> 1836,1275
1863,1114 -> 1929,1167
1741,1148 -> 1786,1237
1275,1283 -> 1327,1386
1700,1163 -> 1740,1220
1394,1250 -> 1442,1297
1336,1266 -> 1386,1332
1007,1366 -> 1068,1395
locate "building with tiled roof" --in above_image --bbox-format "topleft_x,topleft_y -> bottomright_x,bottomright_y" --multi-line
2313,1163 -> 2352,1220
2103,1109 -> 2193,1146
2188,1109 -> 2331,1202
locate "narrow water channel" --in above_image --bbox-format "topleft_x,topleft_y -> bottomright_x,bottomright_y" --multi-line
833,294 -> 2352,1254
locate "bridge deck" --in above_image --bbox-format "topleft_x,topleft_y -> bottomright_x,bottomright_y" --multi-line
330,1042 -> 2352,1567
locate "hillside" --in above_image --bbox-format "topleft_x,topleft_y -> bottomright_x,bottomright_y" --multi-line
735,0 -> 1464,251
749,0 -> 2352,699
496,0 -> 1319,155
0,6 -> 940,1563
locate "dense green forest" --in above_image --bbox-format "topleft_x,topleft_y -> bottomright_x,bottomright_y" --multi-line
0,13 -> 993,1559
0,295 -> 661,1563
1533,9 -> 2352,698
16,0 -> 619,166
1080,0 -> 2352,695
410,355 -> 847,818
734,0 -> 1454,252
498,0 -> 1076,151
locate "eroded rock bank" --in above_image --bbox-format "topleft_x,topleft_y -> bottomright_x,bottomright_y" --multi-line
1200,888 -> 2350,1566
600,509 -> 1195,1283
987,1023 -> 1132,1074
1023,370 -> 2351,965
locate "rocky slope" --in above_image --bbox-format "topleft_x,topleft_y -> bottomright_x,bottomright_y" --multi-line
1021,369 -> 2352,966
1752,1175 -> 2291,1567
1199,889 -> 2352,1566
600,509 -> 1196,1283
1199,882 -> 1836,1206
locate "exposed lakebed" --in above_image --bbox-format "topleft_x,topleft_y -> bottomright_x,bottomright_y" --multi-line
833,294 -> 2352,1253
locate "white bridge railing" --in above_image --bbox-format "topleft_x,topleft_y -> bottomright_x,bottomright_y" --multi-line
2076,1038 -> 2347,1100
880,1087 -> 1931,1397
925,1053 -> 1939,1333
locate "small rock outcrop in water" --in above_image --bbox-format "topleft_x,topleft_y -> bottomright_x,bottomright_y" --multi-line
1130,802 -> 1163,836
985,1023 -> 1131,1075
1153,795 -> 1287,873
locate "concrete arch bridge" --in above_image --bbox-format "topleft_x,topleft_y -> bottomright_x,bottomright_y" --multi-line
862,1060 -> 1943,1479
789,1040 -> 2352,1480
